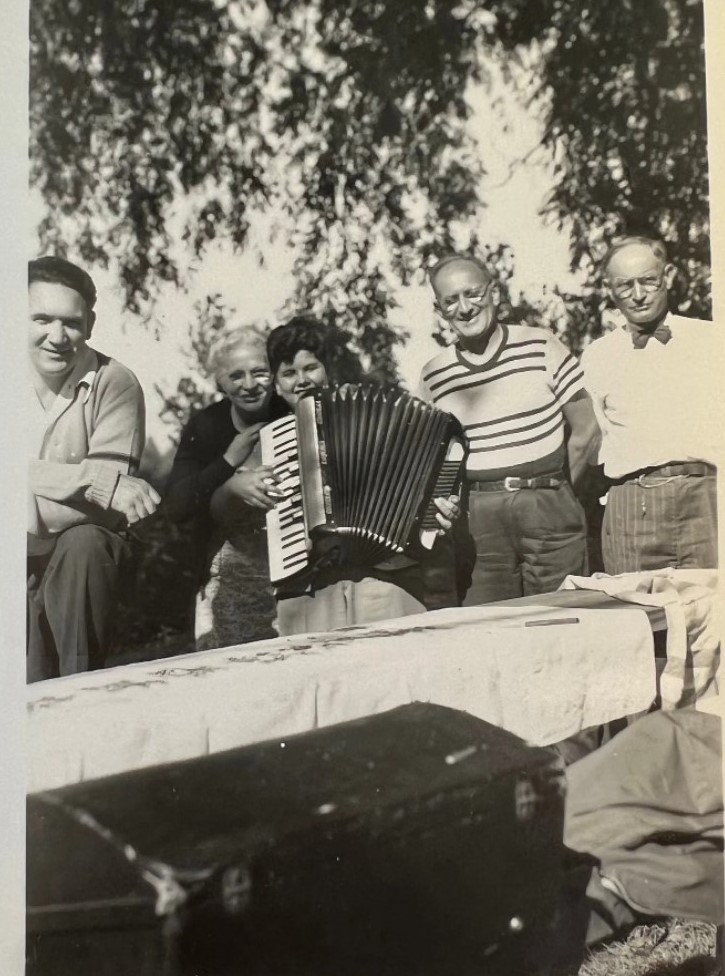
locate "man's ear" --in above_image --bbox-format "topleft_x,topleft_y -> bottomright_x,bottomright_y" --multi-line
86,310 -> 96,338
663,263 -> 676,290
432,299 -> 443,317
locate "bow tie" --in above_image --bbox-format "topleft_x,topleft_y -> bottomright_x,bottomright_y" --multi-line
630,323 -> 672,349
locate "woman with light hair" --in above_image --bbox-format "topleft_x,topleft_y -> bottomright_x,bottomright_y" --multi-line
165,325 -> 286,648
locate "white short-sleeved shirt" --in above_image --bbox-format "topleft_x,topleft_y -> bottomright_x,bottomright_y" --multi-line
581,314 -> 721,478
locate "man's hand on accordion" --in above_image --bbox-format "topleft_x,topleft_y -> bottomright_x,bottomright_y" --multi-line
433,494 -> 460,535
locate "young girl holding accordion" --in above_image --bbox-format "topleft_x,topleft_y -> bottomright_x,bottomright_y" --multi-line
261,317 -> 466,637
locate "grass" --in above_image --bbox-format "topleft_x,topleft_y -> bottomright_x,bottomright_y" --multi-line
577,919 -> 718,976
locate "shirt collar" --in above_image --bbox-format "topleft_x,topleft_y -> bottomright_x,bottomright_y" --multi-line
53,345 -> 99,403
72,345 -> 100,403
456,323 -> 506,367
32,345 -> 100,417
617,313 -> 675,342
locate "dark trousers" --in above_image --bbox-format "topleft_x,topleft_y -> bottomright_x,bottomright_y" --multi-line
27,524 -> 131,683
602,474 -> 718,575
463,483 -> 587,605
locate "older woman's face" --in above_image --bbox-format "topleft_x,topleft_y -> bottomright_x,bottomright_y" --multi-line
215,344 -> 273,419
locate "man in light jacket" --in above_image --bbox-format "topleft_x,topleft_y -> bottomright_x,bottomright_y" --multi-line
27,256 -> 159,680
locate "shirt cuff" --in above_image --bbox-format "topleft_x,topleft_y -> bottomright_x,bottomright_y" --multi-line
84,464 -> 121,510
202,456 -> 237,492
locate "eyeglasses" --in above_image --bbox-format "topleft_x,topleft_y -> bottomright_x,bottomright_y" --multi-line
438,281 -> 494,316
610,272 -> 665,300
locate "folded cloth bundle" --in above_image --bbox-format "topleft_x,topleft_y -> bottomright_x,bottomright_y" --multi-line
560,569 -> 720,709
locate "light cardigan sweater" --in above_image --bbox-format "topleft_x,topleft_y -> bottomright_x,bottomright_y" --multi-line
29,346 -> 145,553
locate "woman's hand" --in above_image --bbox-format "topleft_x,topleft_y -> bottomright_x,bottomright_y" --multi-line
226,466 -> 284,510
433,494 -> 460,535
223,423 -> 265,470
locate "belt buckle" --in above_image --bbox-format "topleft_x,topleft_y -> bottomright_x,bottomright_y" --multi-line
504,477 -> 521,492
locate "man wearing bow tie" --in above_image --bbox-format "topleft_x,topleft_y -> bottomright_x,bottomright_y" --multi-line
582,235 -> 720,574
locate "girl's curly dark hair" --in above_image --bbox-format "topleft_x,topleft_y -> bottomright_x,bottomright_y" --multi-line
267,316 -> 365,386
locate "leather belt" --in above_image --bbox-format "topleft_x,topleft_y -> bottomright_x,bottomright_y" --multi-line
468,472 -> 566,493
613,462 -> 716,486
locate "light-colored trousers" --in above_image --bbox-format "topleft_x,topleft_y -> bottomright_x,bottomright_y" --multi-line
276,577 -> 425,637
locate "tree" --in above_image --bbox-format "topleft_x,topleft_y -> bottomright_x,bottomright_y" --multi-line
153,293 -> 232,438
30,0 -> 494,382
495,0 -> 711,318
30,0 -> 711,390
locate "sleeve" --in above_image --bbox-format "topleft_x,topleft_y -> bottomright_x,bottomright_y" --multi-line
416,368 -> 434,404
420,516 -> 477,610
164,412 -> 235,522
30,374 -> 145,512
681,331 -> 724,466
545,333 -> 584,405
34,495 -> 120,537
580,344 -> 609,445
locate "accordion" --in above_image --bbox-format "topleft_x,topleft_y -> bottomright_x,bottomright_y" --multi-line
260,386 -> 466,585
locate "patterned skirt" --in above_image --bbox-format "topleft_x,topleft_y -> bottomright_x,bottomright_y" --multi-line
194,534 -> 278,651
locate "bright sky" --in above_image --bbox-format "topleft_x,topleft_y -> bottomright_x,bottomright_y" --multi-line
29,59 -> 584,466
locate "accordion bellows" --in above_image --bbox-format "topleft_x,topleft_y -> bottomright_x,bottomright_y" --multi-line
261,386 -> 465,585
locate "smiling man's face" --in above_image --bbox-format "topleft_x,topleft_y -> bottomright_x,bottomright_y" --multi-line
432,259 -> 497,350
29,281 -> 93,388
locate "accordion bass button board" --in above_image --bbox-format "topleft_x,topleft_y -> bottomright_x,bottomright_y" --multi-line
261,386 -> 466,585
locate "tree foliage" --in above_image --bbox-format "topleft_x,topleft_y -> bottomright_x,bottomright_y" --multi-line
31,0 -> 491,381
495,0 -> 711,317
152,293 -> 231,439
30,0 -> 711,394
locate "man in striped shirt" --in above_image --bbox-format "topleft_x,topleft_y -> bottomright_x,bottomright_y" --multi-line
419,253 -> 597,605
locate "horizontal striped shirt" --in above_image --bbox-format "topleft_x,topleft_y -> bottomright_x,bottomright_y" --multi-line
418,324 -> 584,478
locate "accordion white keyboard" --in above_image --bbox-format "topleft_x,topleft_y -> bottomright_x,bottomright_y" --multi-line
261,415 -> 311,584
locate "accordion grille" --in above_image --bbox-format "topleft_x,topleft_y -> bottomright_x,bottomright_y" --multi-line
312,386 -> 454,563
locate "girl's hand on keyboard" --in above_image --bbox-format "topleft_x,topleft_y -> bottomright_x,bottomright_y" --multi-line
229,467 -> 284,509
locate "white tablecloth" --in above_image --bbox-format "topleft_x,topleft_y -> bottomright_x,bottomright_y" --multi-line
27,603 -> 656,793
